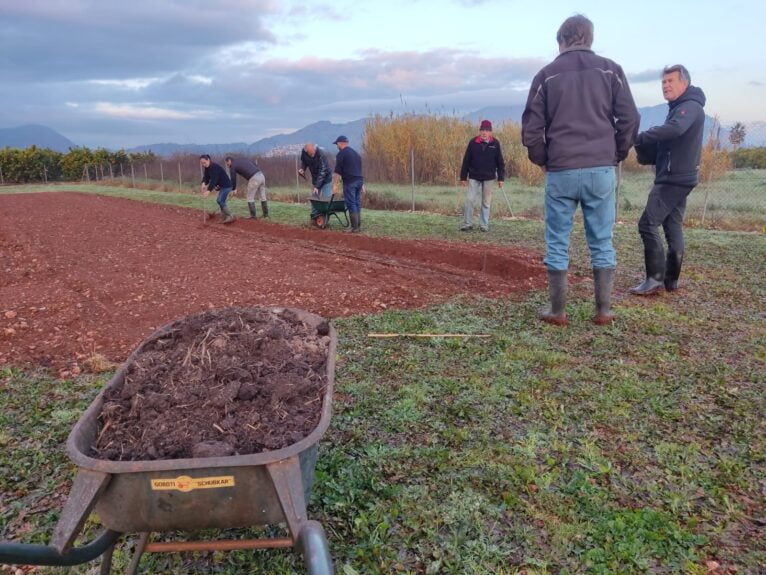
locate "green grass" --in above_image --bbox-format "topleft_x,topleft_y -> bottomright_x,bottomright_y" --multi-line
0,185 -> 764,574
5,167 -> 765,231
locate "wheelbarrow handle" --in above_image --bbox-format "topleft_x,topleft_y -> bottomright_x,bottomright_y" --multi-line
299,520 -> 334,575
0,529 -> 121,567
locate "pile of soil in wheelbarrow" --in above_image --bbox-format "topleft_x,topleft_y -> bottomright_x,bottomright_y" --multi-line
91,308 -> 331,461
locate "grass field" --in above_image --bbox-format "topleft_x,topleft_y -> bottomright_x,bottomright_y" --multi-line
12,166 -> 765,231
264,169 -> 766,231
1,184 -> 764,574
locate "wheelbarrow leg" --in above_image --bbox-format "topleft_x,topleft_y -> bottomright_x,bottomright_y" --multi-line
125,532 -> 150,575
51,469 -> 111,554
99,542 -> 115,575
266,456 -> 307,540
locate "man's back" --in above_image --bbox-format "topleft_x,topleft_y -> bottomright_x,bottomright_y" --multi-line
335,146 -> 363,181
523,48 -> 639,171
229,157 -> 260,179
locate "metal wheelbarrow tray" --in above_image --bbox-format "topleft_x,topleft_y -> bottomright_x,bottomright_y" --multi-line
0,307 -> 336,574
309,194 -> 349,229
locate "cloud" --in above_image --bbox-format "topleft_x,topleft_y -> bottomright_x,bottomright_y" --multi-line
628,69 -> 663,83
749,80 -> 764,87
93,103 -> 197,121
0,1 -> 277,81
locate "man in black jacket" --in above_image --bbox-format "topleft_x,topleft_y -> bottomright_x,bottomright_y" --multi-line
630,65 -> 706,295
299,143 -> 333,226
522,14 -> 639,325
199,155 -> 234,224
459,120 -> 505,232
225,156 -> 267,219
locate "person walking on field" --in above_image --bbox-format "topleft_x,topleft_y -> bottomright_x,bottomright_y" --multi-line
299,142 -> 333,226
226,156 -> 268,219
522,14 -> 639,325
459,120 -> 505,232
332,135 -> 364,233
630,65 -> 706,296
199,155 -> 235,224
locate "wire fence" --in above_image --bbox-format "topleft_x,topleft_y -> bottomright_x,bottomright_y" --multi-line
2,131 -> 765,232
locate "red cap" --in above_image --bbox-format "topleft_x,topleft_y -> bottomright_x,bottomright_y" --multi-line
480,120 -> 492,131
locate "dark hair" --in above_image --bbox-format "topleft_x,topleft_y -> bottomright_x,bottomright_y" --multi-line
663,64 -> 691,84
556,14 -> 594,48
225,156 -> 233,162
199,154 -> 211,161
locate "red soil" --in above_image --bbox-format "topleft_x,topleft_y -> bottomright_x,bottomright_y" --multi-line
0,192 -> 545,372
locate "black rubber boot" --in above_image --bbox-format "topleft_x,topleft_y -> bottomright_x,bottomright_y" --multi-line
629,250 -> 665,296
247,202 -> 257,219
593,267 -> 615,325
261,201 -> 269,218
350,212 -> 361,233
664,251 -> 683,292
539,269 -> 568,326
221,206 -> 235,224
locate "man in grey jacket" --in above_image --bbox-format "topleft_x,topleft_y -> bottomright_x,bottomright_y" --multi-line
522,14 -> 639,325
226,156 -> 268,219
630,65 -> 706,295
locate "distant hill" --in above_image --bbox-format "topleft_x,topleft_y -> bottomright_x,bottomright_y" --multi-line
128,119 -> 367,158
463,105 -> 526,125
0,124 -> 77,152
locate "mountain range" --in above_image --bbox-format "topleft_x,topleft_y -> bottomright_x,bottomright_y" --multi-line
2,111 -> 764,156
0,124 -> 77,153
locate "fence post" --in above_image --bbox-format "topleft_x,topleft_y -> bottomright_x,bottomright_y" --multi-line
43,165 -> 48,184
143,163 -> 148,183
109,164 -> 114,180
160,162 -> 164,187
410,147 -> 415,212
130,163 -> 136,187
700,168 -> 714,226
0,165 -> 4,185
85,164 -> 90,182
178,162 -> 182,193
295,154 -> 299,191
120,163 -> 124,180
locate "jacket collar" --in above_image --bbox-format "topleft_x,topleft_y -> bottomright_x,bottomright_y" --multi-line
474,135 -> 495,144
556,46 -> 593,57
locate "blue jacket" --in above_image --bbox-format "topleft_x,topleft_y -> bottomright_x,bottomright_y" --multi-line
635,85 -> 706,187
334,146 -> 363,182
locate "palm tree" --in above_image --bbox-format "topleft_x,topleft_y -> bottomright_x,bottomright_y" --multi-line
728,122 -> 747,150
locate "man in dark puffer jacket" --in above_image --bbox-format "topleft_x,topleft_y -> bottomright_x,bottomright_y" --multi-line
631,65 -> 706,295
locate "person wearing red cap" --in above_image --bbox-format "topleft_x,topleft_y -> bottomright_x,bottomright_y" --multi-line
459,120 -> 505,232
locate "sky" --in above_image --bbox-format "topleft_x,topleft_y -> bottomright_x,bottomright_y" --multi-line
1,0 -> 764,148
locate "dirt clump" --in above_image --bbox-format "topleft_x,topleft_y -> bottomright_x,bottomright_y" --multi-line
91,307 -> 330,461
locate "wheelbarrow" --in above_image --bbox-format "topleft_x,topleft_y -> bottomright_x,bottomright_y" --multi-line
309,194 -> 349,229
0,307 -> 336,574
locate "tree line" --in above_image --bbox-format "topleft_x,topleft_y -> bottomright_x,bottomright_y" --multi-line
1,118 -> 763,186
0,146 -> 157,183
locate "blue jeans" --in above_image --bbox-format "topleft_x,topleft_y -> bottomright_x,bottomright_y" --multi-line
463,178 -> 494,229
343,178 -> 363,214
544,167 -> 616,271
216,187 -> 232,211
310,181 -> 333,219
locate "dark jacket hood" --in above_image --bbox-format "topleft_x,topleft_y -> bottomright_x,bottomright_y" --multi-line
670,85 -> 706,109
